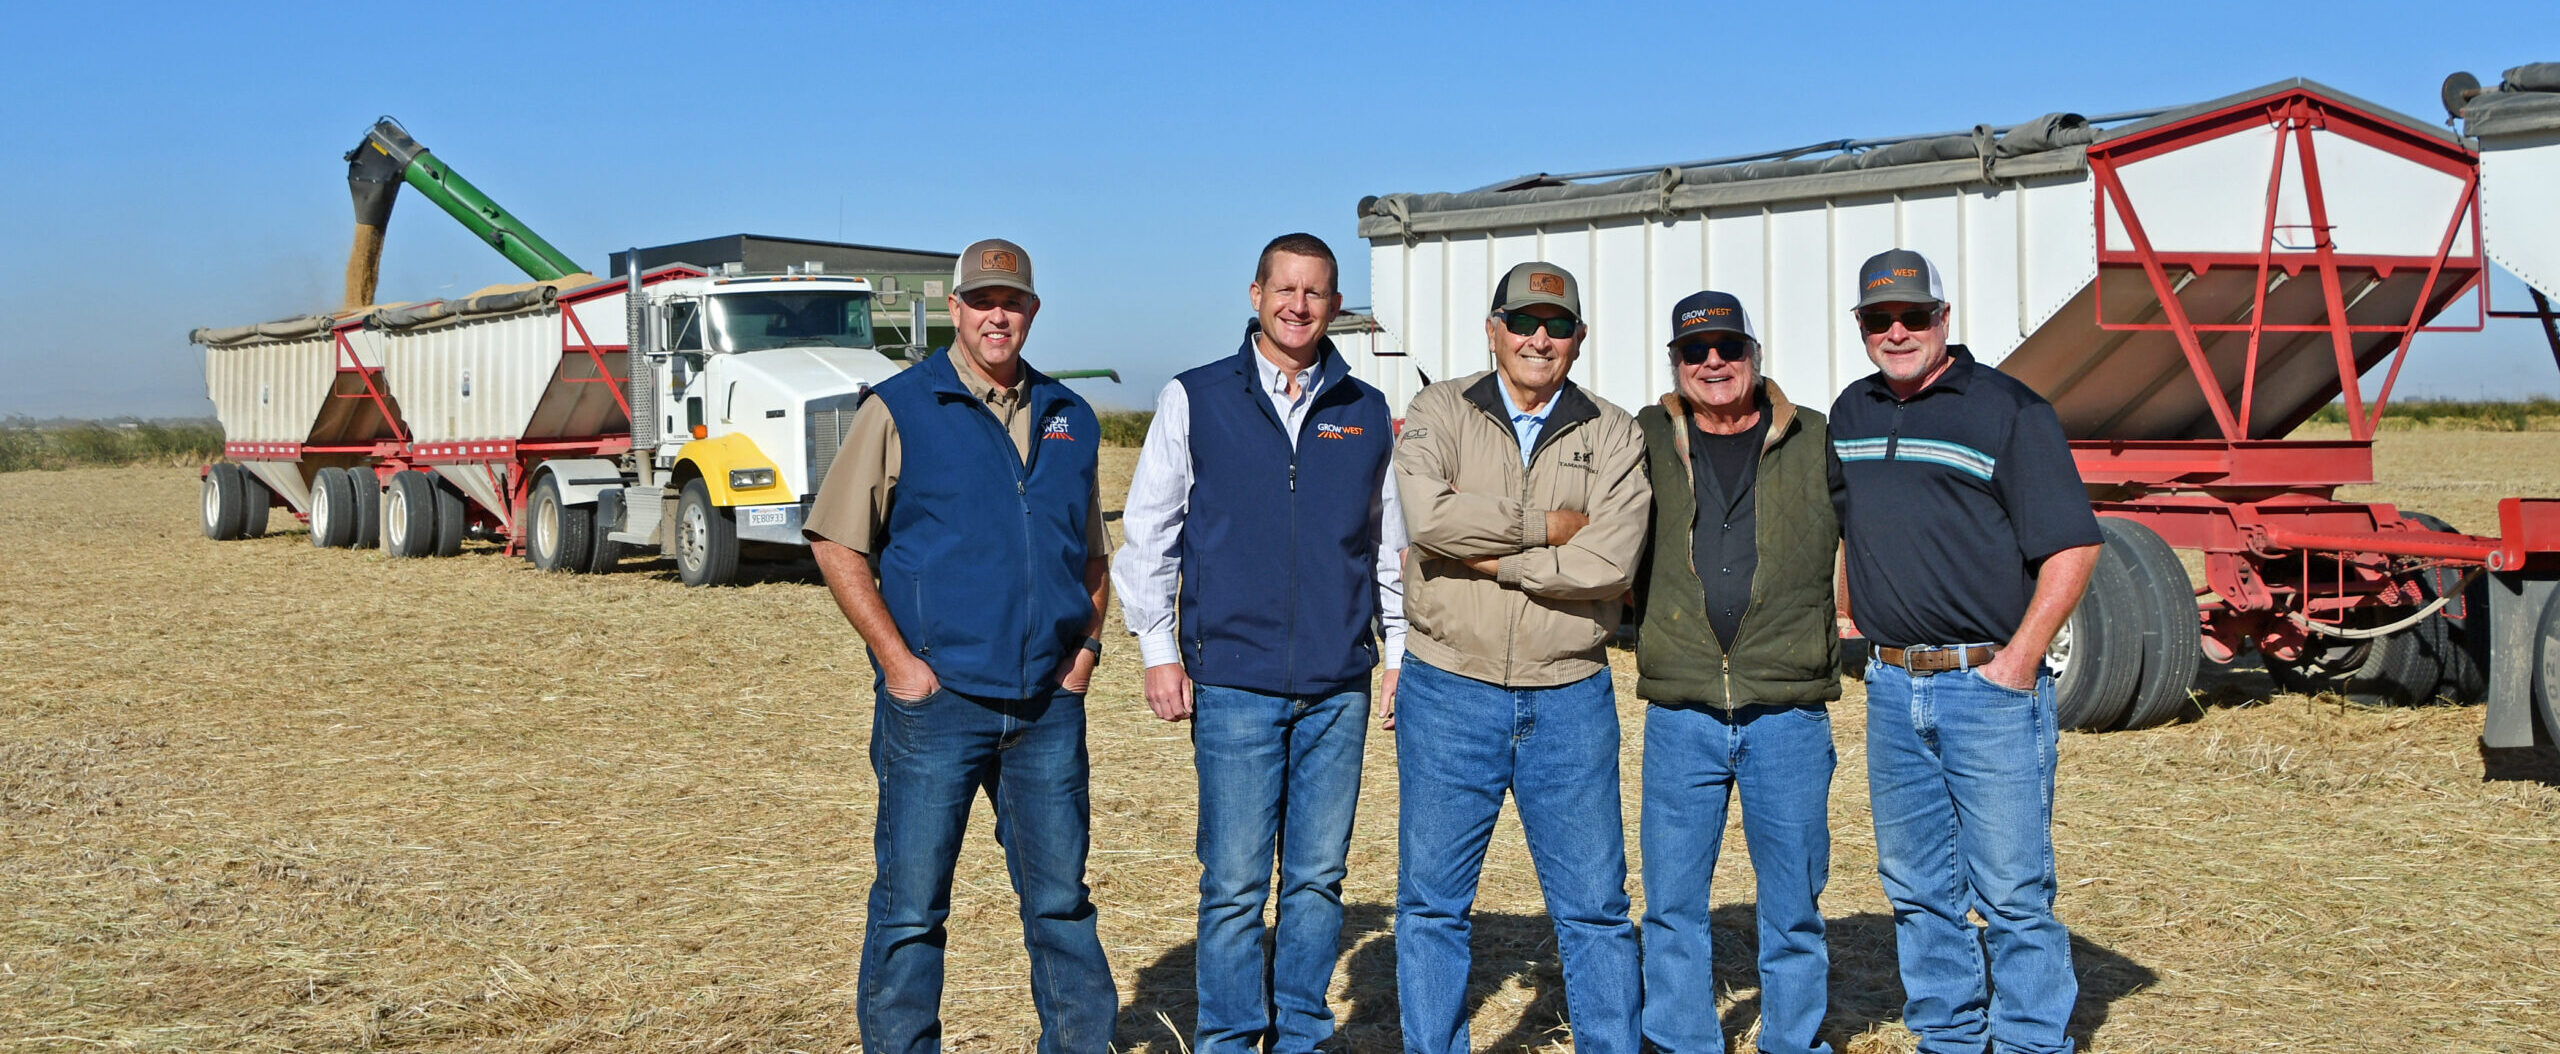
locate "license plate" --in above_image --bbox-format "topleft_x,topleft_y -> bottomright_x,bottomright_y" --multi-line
744,506 -> 789,527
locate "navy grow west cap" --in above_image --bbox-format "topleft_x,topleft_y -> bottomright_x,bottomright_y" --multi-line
1667,290 -> 1756,345
1854,248 -> 1946,308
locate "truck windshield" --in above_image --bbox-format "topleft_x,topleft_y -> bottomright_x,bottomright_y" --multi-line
710,292 -> 874,352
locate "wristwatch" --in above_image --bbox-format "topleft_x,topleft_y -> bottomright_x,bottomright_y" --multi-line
1081,636 -> 1103,657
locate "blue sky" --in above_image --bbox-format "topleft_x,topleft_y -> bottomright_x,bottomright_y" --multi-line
4,1 -> 2556,417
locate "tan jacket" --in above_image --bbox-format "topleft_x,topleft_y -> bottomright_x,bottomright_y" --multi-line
1395,371 -> 1652,687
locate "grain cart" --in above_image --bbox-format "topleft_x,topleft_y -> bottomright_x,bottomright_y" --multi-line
1353,76 -> 2560,734
195,118 -> 903,586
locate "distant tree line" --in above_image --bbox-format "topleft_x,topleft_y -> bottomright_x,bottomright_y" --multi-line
0,419 -> 224,473
2305,397 -> 2560,431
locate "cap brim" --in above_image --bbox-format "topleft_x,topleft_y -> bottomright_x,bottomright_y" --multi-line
1495,295 -> 1579,317
1854,290 -> 1942,309
953,275 -> 1036,296
1667,327 -> 1752,345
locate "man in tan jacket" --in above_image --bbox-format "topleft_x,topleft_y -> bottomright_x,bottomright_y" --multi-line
1390,261 -> 1652,1054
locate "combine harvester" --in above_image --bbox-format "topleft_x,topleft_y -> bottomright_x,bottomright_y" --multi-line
1353,71 -> 2560,739
194,119 -> 898,585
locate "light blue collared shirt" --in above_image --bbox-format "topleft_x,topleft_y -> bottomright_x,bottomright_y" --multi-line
1496,374 -> 1558,465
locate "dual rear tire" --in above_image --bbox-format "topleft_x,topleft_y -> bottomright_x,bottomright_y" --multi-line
382,470 -> 466,559
2044,517 -> 2201,731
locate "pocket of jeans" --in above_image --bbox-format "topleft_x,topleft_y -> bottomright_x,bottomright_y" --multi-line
1968,668 -> 2042,699
885,685 -> 948,711
1784,704 -> 1832,723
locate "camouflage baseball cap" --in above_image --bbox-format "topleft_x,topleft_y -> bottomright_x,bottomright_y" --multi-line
1491,261 -> 1581,318
953,238 -> 1035,296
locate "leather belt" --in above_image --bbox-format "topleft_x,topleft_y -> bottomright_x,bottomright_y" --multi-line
1872,643 -> 2001,674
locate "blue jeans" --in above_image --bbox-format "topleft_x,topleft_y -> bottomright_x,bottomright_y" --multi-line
1189,681 -> 1371,1054
1864,658 -> 2077,1054
859,679 -> 1117,1054
1394,658 -> 1641,1054
1640,702 -> 1836,1054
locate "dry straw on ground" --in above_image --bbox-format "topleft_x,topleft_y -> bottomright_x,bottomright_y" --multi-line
3,433 -> 2557,1052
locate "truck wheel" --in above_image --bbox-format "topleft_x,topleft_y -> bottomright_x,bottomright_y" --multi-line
2402,511 -> 2488,703
242,472 -> 273,537
308,467 -> 356,549
2053,540 -> 2144,732
585,536 -> 623,574
674,478 -> 739,587
527,475 -> 595,572
383,470 -> 438,558
347,468 -> 381,549
2101,517 -> 2202,730
2536,591 -> 2560,744
431,481 -> 466,558
203,463 -> 248,540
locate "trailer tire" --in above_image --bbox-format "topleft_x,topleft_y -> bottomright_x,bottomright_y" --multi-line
584,536 -> 623,574
2267,621 -> 2443,707
383,470 -> 438,558
2402,511 -> 2489,703
242,473 -> 272,537
2101,517 -> 2202,730
431,482 -> 466,558
203,463 -> 248,541
527,475 -> 594,573
2536,591 -> 2560,744
308,468 -> 356,549
2053,540 -> 2144,732
674,478 -> 739,587
346,468 -> 381,549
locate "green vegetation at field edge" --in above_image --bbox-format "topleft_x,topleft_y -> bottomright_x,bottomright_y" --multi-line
0,419 -> 223,473
2307,398 -> 2560,431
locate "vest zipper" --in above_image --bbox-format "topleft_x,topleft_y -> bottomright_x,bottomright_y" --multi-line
1721,654 -> 1733,708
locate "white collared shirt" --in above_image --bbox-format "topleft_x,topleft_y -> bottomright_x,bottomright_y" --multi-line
1112,344 -> 1407,671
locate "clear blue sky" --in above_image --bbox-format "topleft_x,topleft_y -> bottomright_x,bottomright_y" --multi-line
4,1 -> 2555,418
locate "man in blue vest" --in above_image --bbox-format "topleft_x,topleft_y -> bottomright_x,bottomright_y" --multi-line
1113,233 -> 1403,1054
806,238 -> 1117,1054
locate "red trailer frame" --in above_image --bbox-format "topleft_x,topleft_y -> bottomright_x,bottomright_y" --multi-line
2075,88 -> 2560,668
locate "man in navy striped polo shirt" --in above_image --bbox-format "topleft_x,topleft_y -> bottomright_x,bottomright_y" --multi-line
1827,248 -> 2100,1054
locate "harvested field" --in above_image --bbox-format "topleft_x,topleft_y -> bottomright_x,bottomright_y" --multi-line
3,431 -> 2557,1053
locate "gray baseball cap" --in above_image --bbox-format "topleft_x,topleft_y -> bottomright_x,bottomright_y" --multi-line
953,238 -> 1035,296
1854,248 -> 1945,308
1491,261 -> 1581,318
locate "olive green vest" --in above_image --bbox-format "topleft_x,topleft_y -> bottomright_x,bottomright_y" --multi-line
1634,386 -> 1842,708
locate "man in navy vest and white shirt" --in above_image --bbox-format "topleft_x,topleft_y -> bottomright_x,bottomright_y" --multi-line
807,239 -> 1117,1054
1113,232 -> 1404,1054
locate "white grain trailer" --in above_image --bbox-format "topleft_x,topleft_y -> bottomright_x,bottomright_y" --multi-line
1354,77 -> 2560,735
195,265 -> 904,586
2456,63 -> 2560,749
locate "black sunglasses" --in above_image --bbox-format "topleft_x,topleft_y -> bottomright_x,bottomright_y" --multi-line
1499,311 -> 1578,339
1673,338 -> 1753,365
1856,305 -> 1942,335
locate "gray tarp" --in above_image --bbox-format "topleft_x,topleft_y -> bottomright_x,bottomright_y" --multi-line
2464,62 -> 2560,139
1358,116 -> 2093,240
189,315 -> 335,347
1361,78 -> 2457,241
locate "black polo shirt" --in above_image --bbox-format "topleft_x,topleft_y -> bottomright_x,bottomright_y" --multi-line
1826,346 -> 2100,648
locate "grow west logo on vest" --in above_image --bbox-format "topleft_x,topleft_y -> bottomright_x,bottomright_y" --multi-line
1041,415 -> 1076,441
1314,422 -> 1367,440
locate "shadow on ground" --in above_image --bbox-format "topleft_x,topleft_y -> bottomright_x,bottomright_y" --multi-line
1112,902 -> 2156,1052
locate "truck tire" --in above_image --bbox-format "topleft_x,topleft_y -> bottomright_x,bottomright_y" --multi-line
2402,511 -> 2488,703
308,467 -> 356,549
584,535 -> 623,574
2536,591 -> 2560,744
203,463 -> 248,540
527,475 -> 595,573
2053,540 -> 2144,732
347,468 -> 381,549
2101,517 -> 2202,730
674,478 -> 739,587
383,470 -> 438,558
431,482 -> 466,558
242,473 -> 273,537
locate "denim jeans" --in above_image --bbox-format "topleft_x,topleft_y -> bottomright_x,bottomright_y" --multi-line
859,679 -> 1117,1054
1188,681 -> 1371,1053
1864,658 -> 2077,1054
1394,658 -> 1641,1054
1640,702 -> 1836,1054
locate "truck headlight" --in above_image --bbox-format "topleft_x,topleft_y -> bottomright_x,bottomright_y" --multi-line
728,468 -> 776,489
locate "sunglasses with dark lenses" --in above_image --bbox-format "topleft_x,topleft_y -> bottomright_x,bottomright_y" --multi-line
1673,338 -> 1754,365
1500,311 -> 1578,339
1857,305 -> 1942,335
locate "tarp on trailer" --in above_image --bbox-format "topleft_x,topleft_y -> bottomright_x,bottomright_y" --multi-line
1357,78 -> 2454,242
2463,63 -> 2560,138
189,315 -> 337,347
